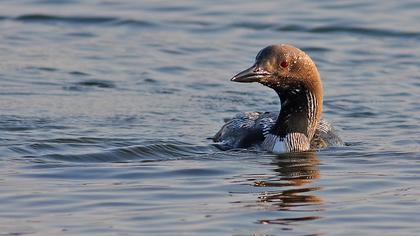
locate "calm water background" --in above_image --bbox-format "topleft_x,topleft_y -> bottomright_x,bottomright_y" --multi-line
0,0 -> 419,235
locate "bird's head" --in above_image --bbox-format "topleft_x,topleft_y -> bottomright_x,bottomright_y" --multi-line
231,44 -> 322,94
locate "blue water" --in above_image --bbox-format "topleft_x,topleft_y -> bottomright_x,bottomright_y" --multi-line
1,0 -> 420,235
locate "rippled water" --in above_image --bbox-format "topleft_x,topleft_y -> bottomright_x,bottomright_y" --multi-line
1,0 -> 419,235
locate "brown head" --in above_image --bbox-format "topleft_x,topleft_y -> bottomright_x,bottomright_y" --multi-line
231,44 -> 323,139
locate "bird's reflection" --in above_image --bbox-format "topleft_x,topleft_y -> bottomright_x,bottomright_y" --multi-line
255,151 -> 323,225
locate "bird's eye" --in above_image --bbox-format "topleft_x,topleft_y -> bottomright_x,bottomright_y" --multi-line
280,61 -> 289,68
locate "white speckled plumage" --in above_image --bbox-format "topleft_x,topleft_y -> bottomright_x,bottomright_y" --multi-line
213,111 -> 342,152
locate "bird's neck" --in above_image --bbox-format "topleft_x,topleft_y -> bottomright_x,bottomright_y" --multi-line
270,83 -> 322,141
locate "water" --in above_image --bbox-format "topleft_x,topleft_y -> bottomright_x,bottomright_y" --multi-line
0,0 -> 419,235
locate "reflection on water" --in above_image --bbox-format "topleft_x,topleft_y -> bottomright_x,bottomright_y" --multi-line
255,152 -> 322,225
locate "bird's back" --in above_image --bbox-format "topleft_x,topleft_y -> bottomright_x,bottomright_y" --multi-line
213,111 -> 343,151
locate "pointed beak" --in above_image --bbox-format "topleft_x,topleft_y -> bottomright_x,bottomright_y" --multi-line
230,64 -> 271,83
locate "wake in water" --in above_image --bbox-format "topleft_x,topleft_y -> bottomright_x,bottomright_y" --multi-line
13,139 -> 215,163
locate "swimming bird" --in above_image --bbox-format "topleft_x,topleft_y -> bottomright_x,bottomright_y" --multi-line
213,44 -> 342,153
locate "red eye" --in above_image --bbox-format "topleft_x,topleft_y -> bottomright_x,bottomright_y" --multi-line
281,61 -> 288,68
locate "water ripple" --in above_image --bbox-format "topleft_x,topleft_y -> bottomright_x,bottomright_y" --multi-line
228,21 -> 420,39
307,25 -> 420,39
8,13 -> 420,40
64,79 -> 116,91
15,14 -> 117,23
12,14 -> 157,28
21,141 -> 214,163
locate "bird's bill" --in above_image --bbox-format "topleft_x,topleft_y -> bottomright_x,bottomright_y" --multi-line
230,64 -> 271,83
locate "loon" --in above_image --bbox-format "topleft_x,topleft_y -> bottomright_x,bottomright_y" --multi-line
213,44 -> 343,153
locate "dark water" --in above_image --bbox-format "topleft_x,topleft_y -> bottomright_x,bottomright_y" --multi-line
1,0 -> 420,235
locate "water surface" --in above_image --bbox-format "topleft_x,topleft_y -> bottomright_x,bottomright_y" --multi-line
0,0 -> 419,235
